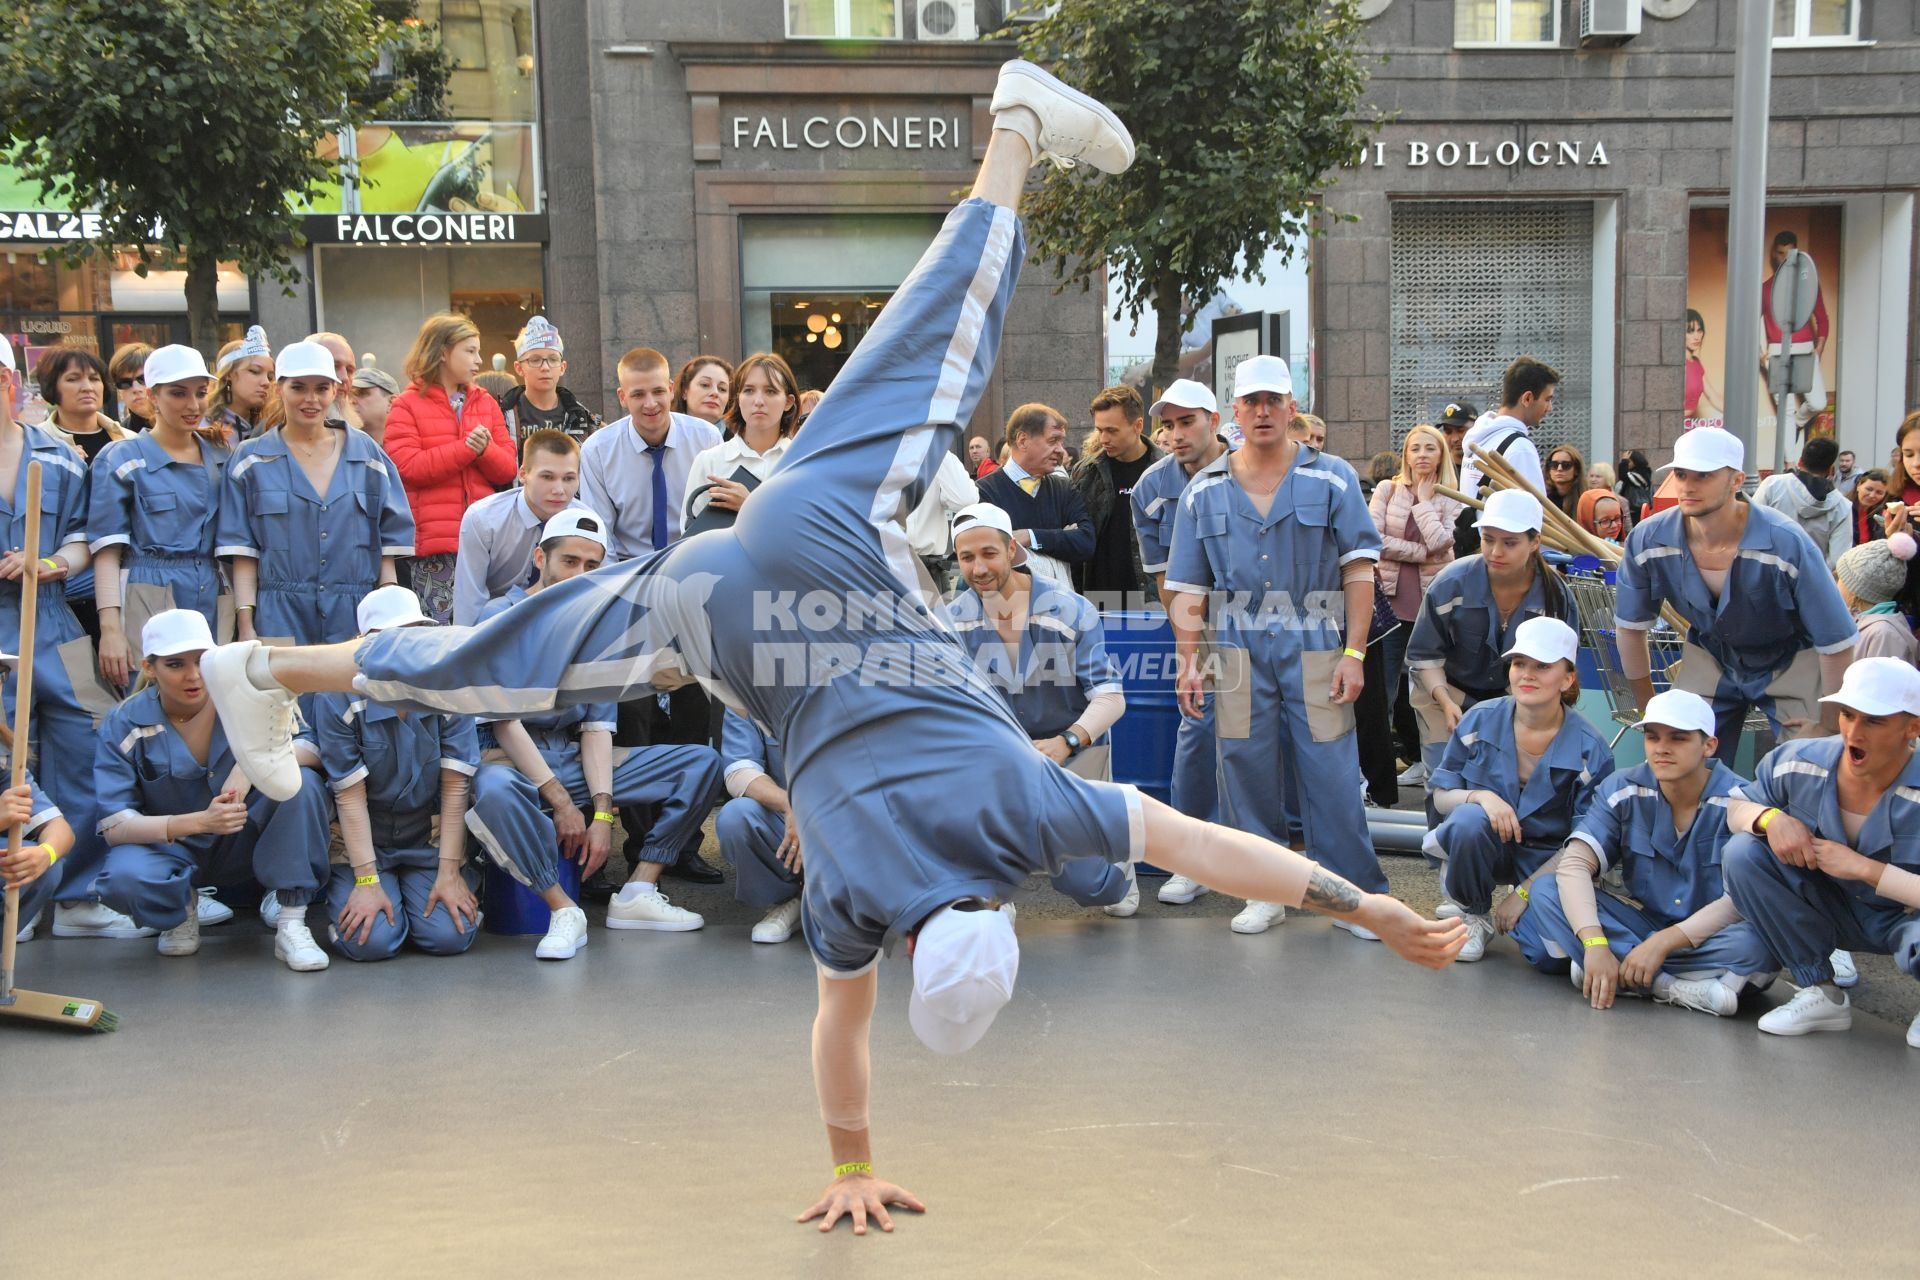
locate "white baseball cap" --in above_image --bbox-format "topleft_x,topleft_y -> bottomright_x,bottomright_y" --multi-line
541,508 -> 610,550
1502,615 -> 1579,667
1232,354 -> 1293,399
141,608 -> 216,658
1149,378 -> 1218,419
275,340 -> 339,383
0,340 -> 15,371
0,649 -> 16,668
908,902 -> 1020,1055
1819,656 -> 1920,718
1474,489 -> 1545,534
951,503 -> 1014,539
356,585 -> 434,633
1635,689 -> 1717,737
144,344 -> 211,387
1663,426 -> 1745,476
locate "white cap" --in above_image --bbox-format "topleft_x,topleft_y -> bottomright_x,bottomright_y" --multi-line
1819,656 -> 1920,718
1474,489 -> 1544,534
1635,689 -> 1717,737
141,609 -> 215,658
541,508 -> 609,550
1149,378 -> 1218,419
1232,354 -> 1293,399
356,585 -> 434,633
0,649 -> 16,668
217,325 -> 272,373
1502,615 -> 1579,667
1664,425 -> 1745,476
275,340 -> 339,383
144,345 -> 211,387
950,503 -> 1014,540
515,315 -> 564,358
0,340 -> 16,371
908,903 -> 1020,1055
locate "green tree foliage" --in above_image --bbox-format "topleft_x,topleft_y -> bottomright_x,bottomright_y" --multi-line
1007,0 -> 1378,393
0,0 -> 401,355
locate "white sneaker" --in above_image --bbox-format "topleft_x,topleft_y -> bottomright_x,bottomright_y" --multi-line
1569,961 -> 1584,991
274,913 -> 331,972
157,911 -> 200,957
1332,918 -> 1381,942
196,887 -> 234,927
605,888 -> 704,932
1908,1011 -> 1919,1050
535,906 -> 589,960
751,898 -> 803,944
1396,761 -> 1428,786
1657,975 -> 1738,1018
259,891 -> 282,930
1102,866 -> 1141,918
1830,949 -> 1859,988
1456,912 -> 1496,962
990,60 -> 1136,174
1757,986 -> 1852,1037
1435,900 -> 1464,920
52,900 -> 156,939
1230,900 -> 1286,935
15,909 -> 40,943
201,641 -> 303,801
1157,874 -> 1209,905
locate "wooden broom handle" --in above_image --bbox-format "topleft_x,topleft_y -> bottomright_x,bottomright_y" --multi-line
3,461 -> 43,996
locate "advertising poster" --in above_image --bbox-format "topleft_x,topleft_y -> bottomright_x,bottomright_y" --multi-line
1685,205 -> 1841,443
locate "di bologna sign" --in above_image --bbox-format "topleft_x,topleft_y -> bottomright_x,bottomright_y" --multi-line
1362,138 -> 1612,169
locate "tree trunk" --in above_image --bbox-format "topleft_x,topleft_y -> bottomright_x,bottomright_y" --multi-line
184,249 -> 222,360
1150,267 -> 1185,398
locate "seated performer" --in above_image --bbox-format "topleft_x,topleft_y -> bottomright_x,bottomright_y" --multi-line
1721,658 -> 1920,1047
1509,689 -> 1777,1016
199,62 -> 1464,1231
946,502 -> 1138,917
716,708 -> 804,944
1426,616 -> 1615,962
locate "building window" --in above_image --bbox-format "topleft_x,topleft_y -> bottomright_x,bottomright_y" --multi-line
1454,0 -> 1558,48
787,0 -> 902,39
1773,0 -> 1861,45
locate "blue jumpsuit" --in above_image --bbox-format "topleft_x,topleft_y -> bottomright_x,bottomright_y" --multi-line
1723,737 -> 1920,990
1405,555 -> 1574,776
351,199 -> 1147,975
215,425 -> 415,646
1130,450 -> 1217,822
1425,697 -> 1615,915
95,687 -> 331,929
2,428 -> 114,904
1615,504 -> 1857,761
1509,761 -> 1776,979
1163,446 -> 1389,893
314,693 -> 499,960
460,586 -> 724,892
717,709 -> 802,909
89,430 -> 232,643
946,574 -> 1131,907
2,756 -> 66,932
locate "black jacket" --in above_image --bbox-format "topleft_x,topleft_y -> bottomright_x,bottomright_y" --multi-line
1070,441 -> 1165,591
499,384 -> 601,450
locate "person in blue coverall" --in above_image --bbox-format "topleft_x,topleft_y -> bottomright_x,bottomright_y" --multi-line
201,64 -> 1465,1231
0,648 -> 76,943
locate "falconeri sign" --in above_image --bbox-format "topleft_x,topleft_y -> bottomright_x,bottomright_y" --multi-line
1362,138 -> 1612,169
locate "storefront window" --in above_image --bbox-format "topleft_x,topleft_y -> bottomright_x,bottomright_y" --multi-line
787,0 -> 902,40
315,243 -> 543,377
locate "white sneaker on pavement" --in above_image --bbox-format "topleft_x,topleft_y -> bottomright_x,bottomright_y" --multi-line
1102,866 -> 1141,918
989,60 -> 1135,174
196,887 -> 234,927
1396,761 -> 1428,786
1456,912 -> 1496,962
274,911 -> 330,972
1757,986 -> 1852,1037
1657,975 -> 1738,1018
259,891 -> 282,930
1569,961 -> 1584,991
1157,874 -> 1208,905
52,900 -> 155,939
1435,900 -> 1464,920
751,898 -> 803,944
1830,949 -> 1859,988
200,641 -> 303,801
535,906 -> 589,960
157,911 -> 200,958
1908,1011 -> 1920,1050
15,909 -> 40,943
1230,900 -> 1286,935
605,887 -> 704,932
1332,918 -> 1381,941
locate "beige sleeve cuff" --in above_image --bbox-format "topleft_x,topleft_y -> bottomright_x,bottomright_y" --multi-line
1724,797 -> 1772,836
1674,894 -> 1743,948
1075,689 -> 1125,743
1874,863 -> 1920,910
1554,840 -> 1603,934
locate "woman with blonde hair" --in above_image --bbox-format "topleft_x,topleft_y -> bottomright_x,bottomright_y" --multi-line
1369,423 -> 1462,783
207,326 -> 274,441
381,312 -> 518,622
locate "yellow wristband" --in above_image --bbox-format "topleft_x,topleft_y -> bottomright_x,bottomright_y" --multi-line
834,1161 -> 872,1179
353,873 -> 379,887
592,811 -> 616,824
1515,884 -> 1529,901
1756,808 -> 1782,834
1581,934 -> 1610,949
41,841 -> 59,866
38,557 -> 58,572
1343,647 -> 1365,660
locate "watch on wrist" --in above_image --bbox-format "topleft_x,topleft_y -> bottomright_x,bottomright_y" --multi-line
1061,728 -> 1083,753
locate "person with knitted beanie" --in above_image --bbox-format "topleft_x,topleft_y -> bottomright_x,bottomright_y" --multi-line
1834,533 -> 1918,664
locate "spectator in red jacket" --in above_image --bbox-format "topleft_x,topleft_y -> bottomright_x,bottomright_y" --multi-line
383,312 -> 518,622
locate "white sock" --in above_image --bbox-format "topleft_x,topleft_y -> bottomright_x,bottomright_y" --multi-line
1819,983 -> 1847,1004
992,105 -> 1042,159
616,881 -> 659,904
277,899 -> 305,926
244,646 -> 283,692
1717,972 -> 1749,992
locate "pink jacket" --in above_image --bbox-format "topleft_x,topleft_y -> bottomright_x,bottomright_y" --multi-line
1369,478 -> 1461,607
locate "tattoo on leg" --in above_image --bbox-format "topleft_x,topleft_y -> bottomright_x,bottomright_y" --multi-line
1304,867 -> 1363,914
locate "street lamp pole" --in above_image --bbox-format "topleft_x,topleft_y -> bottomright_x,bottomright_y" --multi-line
1722,0 -> 1774,472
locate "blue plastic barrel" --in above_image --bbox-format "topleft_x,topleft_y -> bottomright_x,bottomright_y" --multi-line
482,855 -> 582,936
1102,610 -> 1181,806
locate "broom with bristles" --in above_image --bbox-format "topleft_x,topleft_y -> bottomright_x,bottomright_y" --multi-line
1,461 -> 119,1032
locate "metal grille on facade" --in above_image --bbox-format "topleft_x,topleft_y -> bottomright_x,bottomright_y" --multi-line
1389,201 -> 1593,459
